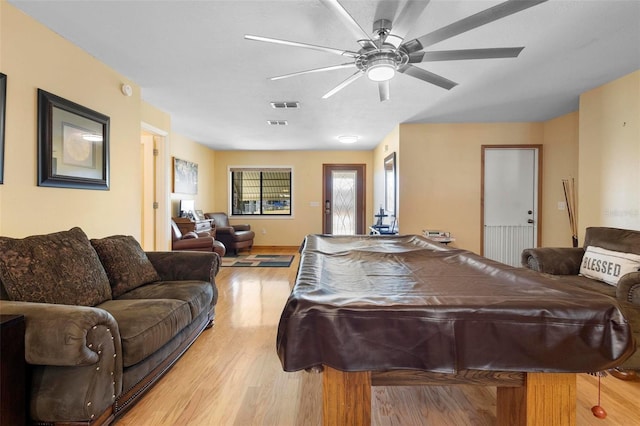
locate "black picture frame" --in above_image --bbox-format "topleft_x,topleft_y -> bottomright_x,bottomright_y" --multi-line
0,73 -> 6,184
37,89 -> 110,190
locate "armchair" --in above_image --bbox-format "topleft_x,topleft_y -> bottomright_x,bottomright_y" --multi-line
205,212 -> 255,255
171,219 -> 226,257
521,227 -> 640,379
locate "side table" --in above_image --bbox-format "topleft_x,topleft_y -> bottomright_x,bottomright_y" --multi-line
1,314 -> 26,426
172,217 -> 215,237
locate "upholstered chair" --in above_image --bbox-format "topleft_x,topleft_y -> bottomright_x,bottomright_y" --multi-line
171,219 -> 226,257
204,212 -> 254,255
522,226 -> 640,380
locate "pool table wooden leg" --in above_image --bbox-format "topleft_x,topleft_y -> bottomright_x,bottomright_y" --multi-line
497,372 -> 576,426
322,366 -> 371,426
322,369 -> 576,426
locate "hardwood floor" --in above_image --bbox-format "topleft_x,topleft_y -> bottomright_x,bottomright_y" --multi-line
116,247 -> 640,425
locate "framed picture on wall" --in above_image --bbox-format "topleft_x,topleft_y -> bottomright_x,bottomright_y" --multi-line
37,89 -> 110,190
172,157 -> 198,194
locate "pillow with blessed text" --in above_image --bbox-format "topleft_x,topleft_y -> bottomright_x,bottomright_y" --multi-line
579,245 -> 640,285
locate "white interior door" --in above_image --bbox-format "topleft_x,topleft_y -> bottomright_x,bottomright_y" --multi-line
141,133 -> 156,250
141,123 -> 170,251
483,147 -> 539,266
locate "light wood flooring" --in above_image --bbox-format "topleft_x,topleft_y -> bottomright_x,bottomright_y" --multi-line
116,247 -> 640,425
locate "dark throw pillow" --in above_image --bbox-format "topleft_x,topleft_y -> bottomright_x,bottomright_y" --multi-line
0,227 -> 112,306
91,235 -> 160,297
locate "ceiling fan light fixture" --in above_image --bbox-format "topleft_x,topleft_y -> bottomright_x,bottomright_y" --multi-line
337,135 -> 359,144
366,58 -> 396,82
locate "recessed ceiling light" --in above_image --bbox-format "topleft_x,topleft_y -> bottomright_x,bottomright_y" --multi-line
337,135 -> 358,144
267,120 -> 288,126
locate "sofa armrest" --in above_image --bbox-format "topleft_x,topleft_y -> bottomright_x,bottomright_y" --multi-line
617,271 -> 640,305
232,224 -> 251,232
0,301 -> 120,367
521,247 -> 585,275
172,236 -> 215,251
146,251 -> 220,281
1,301 -> 125,422
215,225 -> 235,235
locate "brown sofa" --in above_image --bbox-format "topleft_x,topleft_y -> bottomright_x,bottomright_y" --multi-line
205,212 -> 255,255
0,227 -> 220,424
522,227 -> 640,377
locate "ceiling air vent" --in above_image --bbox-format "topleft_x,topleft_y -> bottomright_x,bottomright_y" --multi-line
270,101 -> 300,109
267,120 -> 288,126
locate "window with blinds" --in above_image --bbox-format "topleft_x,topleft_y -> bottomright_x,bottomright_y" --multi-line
230,168 -> 292,215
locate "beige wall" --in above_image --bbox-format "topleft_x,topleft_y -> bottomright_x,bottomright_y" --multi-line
394,120 -> 579,254
578,69 -> 640,239
0,3 -> 214,244
213,150 -> 373,246
541,112 -> 579,246
169,133 -> 216,218
0,3 -> 143,238
141,102 -> 171,132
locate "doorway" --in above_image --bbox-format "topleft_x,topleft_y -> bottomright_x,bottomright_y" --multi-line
322,164 -> 366,235
481,145 -> 542,266
141,123 -> 169,251
141,133 -> 156,250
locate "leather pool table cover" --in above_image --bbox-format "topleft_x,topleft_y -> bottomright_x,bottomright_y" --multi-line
276,235 -> 634,373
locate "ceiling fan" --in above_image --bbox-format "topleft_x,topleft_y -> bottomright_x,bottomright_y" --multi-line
245,0 -> 547,102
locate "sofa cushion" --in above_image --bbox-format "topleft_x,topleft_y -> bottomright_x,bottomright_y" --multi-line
580,245 -> 640,285
116,280 -> 213,319
97,298 -> 192,367
584,227 -> 640,256
0,227 -> 111,306
91,235 -> 160,297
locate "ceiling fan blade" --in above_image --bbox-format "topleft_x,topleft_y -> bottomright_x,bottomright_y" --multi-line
270,63 -> 356,81
409,47 -> 525,63
322,71 -> 364,99
386,1 -> 431,48
358,39 -> 378,50
402,0 -> 548,53
244,34 -> 358,58
320,0 -> 376,45
378,81 -> 390,102
398,64 -> 457,90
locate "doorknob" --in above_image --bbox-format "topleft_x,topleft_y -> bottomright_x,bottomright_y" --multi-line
325,200 -> 331,215
527,210 -> 533,215
527,219 -> 535,224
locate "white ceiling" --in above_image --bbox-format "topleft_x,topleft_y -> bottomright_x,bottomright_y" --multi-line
9,0 -> 640,151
